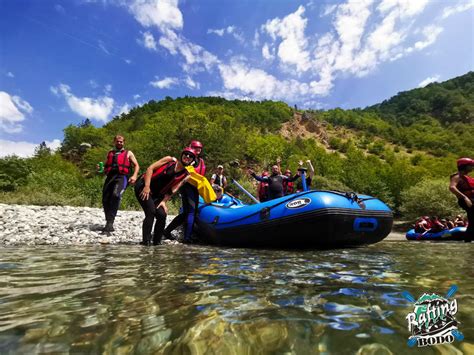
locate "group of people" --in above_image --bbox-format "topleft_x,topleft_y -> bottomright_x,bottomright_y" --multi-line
414,215 -> 467,234
99,134 -> 474,244
251,159 -> 315,202
99,135 -> 207,246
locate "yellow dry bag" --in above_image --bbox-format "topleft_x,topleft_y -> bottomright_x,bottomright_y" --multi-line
185,166 -> 217,203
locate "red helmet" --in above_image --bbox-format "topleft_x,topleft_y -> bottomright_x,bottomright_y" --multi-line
457,157 -> 474,169
262,171 -> 269,177
190,140 -> 203,149
181,147 -> 196,166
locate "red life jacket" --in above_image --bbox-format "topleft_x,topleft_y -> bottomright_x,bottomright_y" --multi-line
283,180 -> 294,195
457,174 -> 474,198
258,181 -> 269,202
150,161 -> 188,195
195,158 -> 206,175
104,150 -> 130,175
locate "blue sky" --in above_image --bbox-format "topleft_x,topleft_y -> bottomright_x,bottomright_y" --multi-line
1,0 -> 473,157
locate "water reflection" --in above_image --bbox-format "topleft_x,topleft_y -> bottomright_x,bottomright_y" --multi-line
0,241 -> 472,354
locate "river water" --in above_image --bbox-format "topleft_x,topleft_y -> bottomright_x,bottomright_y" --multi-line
0,240 -> 472,354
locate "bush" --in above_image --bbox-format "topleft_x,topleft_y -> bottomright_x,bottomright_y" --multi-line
399,178 -> 463,219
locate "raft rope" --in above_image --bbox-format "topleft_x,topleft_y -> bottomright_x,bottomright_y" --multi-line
200,189 -> 376,226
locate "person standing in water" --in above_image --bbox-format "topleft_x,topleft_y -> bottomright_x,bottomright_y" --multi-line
163,140 -> 206,242
100,135 -> 139,232
134,147 -> 195,245
449,157 -> 474,241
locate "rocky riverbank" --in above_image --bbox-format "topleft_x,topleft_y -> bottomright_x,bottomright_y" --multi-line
0,204 -> 407,246
0,204 -> 181,246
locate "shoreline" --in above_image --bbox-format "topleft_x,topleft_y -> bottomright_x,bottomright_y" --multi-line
0,203 -> 406,246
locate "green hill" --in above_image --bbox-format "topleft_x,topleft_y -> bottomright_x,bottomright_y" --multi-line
1,73 -> 472,218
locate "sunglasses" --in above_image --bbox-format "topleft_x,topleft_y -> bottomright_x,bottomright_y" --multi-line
182,153 -> 194,159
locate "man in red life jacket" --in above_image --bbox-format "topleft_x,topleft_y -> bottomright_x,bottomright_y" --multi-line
100,135 -> 139,232
163,140 -> 206,242
449,157 -> 474,241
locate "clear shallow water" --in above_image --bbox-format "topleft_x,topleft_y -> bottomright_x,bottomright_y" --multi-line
0,241 -> 472,354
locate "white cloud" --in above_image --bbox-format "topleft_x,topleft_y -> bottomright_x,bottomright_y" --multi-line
133,94 -> 141,100
128,0 -> 183,32
139,31 -> 157,50
6,72 -> 14,78
50,84 -> 114,122
441,2 -> 474,19
149,76 -> 178,89
124,58 -> 132,64
185,76 -> 200,89
218,61 -> 313,101
321,4 -> 338,17
0,92 -> 33,133
414,25 -> 443,50
208,26 -> 244,43
262,5 -> 311,73
117,103 -> 131,115
208,28 -> 225,36
262,43 -> 274,60
418,75 -> 440,87
0,139 -> 61,158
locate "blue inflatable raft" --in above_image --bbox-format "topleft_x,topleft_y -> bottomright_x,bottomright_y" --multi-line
196,190 -> 393,248
405,227 -> 468,241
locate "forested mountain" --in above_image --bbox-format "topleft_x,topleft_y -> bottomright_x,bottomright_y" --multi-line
1,72 -> 472,217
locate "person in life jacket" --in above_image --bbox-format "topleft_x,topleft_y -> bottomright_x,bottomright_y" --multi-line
210,165 -> 228,189
134,147 -> 195,245
257,171 -> 270,202
282,169 -> 295,195
449,157 -> 474,241
163,140 -> 206,243
249,165 -> 299,201
100,135 -> 140,233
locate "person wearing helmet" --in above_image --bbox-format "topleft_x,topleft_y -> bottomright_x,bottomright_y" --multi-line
449,157 -> 474,241
163,140 -> 206,242
134,148 -> 195,245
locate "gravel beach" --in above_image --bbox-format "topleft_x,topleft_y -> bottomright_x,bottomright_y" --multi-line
0,204 -> 406,246
0,204 -> 182,246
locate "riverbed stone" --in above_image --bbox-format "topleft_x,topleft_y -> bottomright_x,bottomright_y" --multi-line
0,203 -> 179,246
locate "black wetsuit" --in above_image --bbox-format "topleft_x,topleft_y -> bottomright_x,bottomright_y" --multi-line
102,151 -> 128,224
252,173 -> 299,200
164,158 -> 205,242
134,162 -> 187,245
